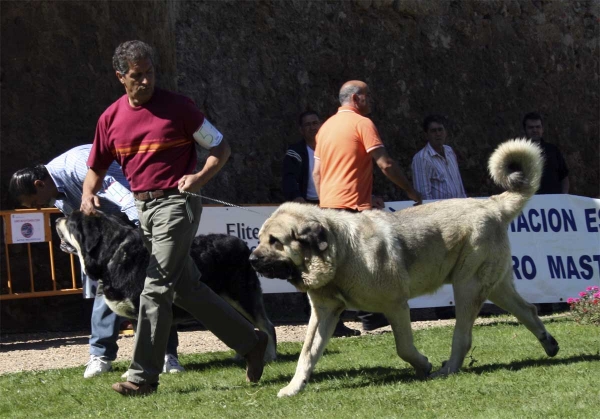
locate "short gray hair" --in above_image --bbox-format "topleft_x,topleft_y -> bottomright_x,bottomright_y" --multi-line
338,84 -> 361,105
112,40 -> 155,74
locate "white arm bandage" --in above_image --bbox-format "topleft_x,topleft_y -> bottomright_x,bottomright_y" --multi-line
193,118 -> 223,150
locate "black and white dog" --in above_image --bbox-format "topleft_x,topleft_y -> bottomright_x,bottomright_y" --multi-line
55,210 -> 276,361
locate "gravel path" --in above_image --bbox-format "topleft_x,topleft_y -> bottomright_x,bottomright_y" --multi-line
0,321 -> 438,375
0,315 -> 562,375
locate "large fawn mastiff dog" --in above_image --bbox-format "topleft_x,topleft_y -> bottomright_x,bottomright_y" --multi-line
250,139 -> 559,397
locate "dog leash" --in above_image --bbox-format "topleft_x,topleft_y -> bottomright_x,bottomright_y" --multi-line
180,190 -> 270,217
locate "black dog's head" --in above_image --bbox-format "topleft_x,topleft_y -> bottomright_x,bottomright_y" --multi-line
55,210 -> 147,319
55,210 -> 142,281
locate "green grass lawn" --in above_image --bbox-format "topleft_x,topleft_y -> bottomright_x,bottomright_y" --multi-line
1,316 -> 598,418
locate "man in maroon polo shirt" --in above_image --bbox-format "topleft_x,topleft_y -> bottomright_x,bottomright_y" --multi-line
80,40 -> 267,396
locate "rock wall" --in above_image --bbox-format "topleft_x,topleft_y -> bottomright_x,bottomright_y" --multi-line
1,0 -> 178,205
2,0 -> 599,207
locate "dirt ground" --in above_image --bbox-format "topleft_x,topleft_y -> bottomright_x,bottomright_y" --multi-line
0,319 -> 470,375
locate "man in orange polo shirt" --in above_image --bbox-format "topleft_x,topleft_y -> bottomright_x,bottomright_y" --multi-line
314,80 -> 421,210
313,80 -> 422,330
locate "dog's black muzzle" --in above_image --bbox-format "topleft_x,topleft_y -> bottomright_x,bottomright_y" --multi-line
249,253 -> 296,280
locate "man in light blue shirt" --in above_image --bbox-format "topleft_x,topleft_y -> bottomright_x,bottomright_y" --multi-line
411,115 -> 467,201
411,115 -> 466,321
8,144 -> 183,377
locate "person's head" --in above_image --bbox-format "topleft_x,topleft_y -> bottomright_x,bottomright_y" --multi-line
113,40 -> 156,106
522,112 -> 544,142
298,110 -> 321,144
423,114 -> 448,153
339,80 -> 372,115
8,165 -> 59,208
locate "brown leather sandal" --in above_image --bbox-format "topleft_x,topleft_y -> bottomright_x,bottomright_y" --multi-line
112,381 -> 158,396
245,330 -> 268,383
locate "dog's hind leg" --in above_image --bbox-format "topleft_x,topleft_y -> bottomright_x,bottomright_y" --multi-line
431,275 -> 487,378
278,296 -> 341,398
386,302 -> 432,378
488,274 -> 559,357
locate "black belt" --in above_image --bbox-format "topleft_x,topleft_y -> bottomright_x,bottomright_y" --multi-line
133,188 -> 180,201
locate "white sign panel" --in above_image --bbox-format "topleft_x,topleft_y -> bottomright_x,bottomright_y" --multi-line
197,206 -> 298,293
197,196 -> 600,307
10,213 -> 45,243
505,195 -> 600,303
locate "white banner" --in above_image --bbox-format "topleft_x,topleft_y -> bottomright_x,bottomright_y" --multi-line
197,205 -> 297,293
10,213 -> 46,243
197,195 -> 600,307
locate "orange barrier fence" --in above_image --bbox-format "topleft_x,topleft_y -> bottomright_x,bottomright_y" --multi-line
0,208 -> 81,300
0,203 -> 272,301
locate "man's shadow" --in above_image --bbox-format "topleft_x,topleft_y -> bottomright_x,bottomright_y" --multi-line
0,334 -> 89,352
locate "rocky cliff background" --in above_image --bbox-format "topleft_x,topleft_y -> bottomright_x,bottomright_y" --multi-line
1,0 -> 598,333
2,0 -> 599,207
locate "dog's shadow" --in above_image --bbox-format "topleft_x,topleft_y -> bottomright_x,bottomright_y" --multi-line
178,350 -> 325,374
0,335 -> 89,352
260,352 -> 600,388
465,353 -> 600,375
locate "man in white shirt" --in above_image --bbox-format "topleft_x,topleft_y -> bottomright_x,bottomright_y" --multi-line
411,115 -> 466,321
411,115 -> 466,201
8,144 -> 183,378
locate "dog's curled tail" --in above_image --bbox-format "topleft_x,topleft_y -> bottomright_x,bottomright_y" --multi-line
488,139 -> 544,222
488,138 -> 544,197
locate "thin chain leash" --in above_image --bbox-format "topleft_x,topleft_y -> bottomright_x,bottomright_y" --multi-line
180,190 -> 270,217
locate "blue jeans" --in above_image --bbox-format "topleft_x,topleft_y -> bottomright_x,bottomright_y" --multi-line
89,278 -> 179,360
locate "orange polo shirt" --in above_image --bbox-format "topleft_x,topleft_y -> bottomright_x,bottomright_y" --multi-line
314,106 -> 384,210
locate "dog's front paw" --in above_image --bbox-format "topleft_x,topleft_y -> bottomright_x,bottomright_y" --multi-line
415,360 -> 433,379
429,369 -> 448,379
540,333 -> 559,357
429,361 -> 456,379
277,382 -> 304,398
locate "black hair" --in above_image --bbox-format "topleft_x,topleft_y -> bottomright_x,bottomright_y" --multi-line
298,110 -> 320,126
522,112 -> 543,130
8,165 -> 50,206
422,114 -> 447,132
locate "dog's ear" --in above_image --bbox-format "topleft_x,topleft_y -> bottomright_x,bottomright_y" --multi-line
297,221 -> 328,252
80,214 -> 103,255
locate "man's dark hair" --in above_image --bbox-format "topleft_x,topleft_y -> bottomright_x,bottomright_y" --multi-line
298,110 -> 320,126
422,114 -> 447,132
112,40 -> 155,75
522,112 -> 543,130
8,165 -> 50,205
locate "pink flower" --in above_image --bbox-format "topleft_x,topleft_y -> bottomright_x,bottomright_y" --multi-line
591,286 -> 600,291
594,292 -> 600,299
567,297 -> 575,304
579,291 -> 588,297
